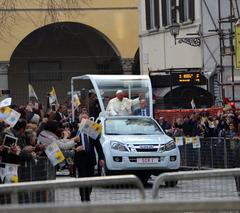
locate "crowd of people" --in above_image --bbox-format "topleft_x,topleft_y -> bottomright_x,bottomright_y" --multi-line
1,89 -> 240,201
157,108 -> 240,139
0,101 -> 104,202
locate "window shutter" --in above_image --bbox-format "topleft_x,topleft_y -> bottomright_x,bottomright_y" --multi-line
189,0 -> 195,21
145,0 -> 151,30
162,0 -> 167,26
154,0 -> 160,28
171,0 -> 177,23
179,0 -> 184,23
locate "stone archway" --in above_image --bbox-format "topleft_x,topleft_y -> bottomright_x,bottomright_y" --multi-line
9,22 -> 123,105
164,86 -> 214,109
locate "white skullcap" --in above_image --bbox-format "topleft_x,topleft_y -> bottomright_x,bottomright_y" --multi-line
116,90 -> 123,95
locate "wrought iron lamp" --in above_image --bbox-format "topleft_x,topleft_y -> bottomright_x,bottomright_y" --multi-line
169,22 -> 180,45
169,22 -> 201,47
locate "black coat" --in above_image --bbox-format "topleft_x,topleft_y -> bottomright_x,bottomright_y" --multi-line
74,134 -> 104,169
55,111 -> 64,123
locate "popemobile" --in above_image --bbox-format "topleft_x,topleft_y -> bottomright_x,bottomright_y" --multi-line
71,75 -> 180,186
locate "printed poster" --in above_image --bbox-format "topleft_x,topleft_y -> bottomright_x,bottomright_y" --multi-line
185,137 -> 193,144
175,137 -> 184,146
45,142 -> 65,166
192,136 -> 201,149
0,163 -> 19,183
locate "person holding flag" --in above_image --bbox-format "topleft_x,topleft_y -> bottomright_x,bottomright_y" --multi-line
74,111 -> 104,202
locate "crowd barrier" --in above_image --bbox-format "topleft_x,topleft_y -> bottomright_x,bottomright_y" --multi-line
0,157 -> 55,204
1,169 -> 240,212
0,175 -> 145,205
152,168 -> 240,200
1,200 -> 240,213
176,136 -> 237,169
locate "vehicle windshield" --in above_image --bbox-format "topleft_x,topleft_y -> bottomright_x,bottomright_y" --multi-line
105,118 -> 164,135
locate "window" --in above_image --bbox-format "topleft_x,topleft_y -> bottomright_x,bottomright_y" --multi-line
145,0 -> 160,30
162,0 -> 176,26
179,0 -> 195,23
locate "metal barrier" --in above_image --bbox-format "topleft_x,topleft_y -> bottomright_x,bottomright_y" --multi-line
18,157 -> 56,182
0,175 -> 145,205
152,168 -> 240,200
1,199 -> 240,213
178,137 -> 238,169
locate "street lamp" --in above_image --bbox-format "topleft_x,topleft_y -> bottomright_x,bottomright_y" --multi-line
169,22 -> 180,45
169,22 -> 201,47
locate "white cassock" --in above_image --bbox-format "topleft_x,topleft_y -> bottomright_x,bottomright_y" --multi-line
106,97 -> 139,116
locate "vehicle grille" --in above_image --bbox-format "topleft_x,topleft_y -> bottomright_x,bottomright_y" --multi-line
133,144 -> 160,152
135,148 -> 158,152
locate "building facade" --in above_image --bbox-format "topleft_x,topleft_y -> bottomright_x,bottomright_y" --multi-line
138,0 -> 240,109
0,0 -> 139,104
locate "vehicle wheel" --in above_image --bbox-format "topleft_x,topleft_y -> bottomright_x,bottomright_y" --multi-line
138,175 -> 150,186
165,180 -> 178,187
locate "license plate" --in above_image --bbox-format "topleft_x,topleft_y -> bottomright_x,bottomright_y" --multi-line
137,158 -> 158,164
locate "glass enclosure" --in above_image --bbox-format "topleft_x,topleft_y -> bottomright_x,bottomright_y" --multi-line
71,75 -> 153,119
105,117 -> 163,135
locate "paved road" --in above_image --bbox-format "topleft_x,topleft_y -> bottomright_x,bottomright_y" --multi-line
54,175 -> 240,204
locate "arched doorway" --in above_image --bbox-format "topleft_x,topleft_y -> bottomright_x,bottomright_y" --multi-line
9,22 -> 122,105
164,86 -> 214,109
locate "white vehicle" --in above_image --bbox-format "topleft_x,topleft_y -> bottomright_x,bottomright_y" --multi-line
71,75 -> 180,185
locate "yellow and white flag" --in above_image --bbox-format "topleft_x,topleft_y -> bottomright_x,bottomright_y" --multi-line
28,84 -> 38,101
73,94 -> 81,108
1,107 -> 21,127
49,86 -> 58,105
45,142 -> 65,166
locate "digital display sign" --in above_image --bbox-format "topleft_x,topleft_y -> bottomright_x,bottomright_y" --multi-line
178,73 -> 201,84
150,71 -> 207,88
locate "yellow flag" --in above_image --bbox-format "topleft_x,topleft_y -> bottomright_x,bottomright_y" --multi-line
49,87 -> 58,105
73,94 -> 81,107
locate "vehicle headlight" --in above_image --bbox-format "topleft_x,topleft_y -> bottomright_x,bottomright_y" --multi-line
165,140 -> 176,151
110,141 -> 129,152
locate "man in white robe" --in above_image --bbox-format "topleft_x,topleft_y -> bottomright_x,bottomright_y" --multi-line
106,90 -> 140,116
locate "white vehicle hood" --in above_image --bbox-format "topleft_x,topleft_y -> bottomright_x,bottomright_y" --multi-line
103,134 -> 173,145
